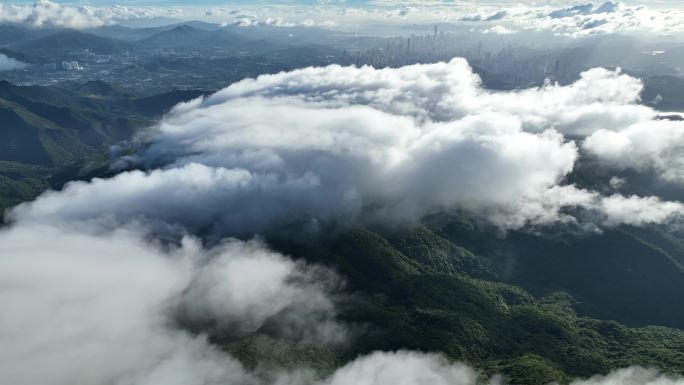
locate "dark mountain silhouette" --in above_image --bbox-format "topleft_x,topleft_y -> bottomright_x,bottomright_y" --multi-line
13,30 -> 133,57
0,23 -> 34,46
136,25 -> 277,52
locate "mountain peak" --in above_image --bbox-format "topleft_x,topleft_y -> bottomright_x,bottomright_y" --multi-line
170,25 -> 199,33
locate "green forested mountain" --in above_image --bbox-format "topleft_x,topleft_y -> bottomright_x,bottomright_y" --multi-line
247,220 -> 684,385
0,80 -> 205,212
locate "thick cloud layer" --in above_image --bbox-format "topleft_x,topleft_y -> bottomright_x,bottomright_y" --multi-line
176,238 -> 344,342
0,0 -> 110,29
533,1 -> 684,36
584,120 -> 684,184
0,220 -> 487,385
375,1 -> 684,36
0,223 -> 343,385
2,53 -> 684,384
321,351 -> 480,385
10,59 -> 684,236
2,220 -> 683,385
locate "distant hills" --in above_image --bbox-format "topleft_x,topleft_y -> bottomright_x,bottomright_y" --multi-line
0,21 -> 347,62
13,30 -> 134,57
0,25 -> 282,61
136,25 -> 211,47
85,20 -> 224,41
264,220 -> 684,385
136,25 -> 269,50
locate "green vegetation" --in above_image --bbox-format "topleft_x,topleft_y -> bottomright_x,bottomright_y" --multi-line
256,223 -> 684,385
1,80 -> 684,385
0,80 -> 205,213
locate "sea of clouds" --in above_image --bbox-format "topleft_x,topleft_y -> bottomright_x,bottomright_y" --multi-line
2,52 -> 684,384
2,223 -> 684,385
10,59 -> 684,236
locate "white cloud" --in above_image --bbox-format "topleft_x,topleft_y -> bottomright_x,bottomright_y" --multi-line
482,25 -> 516,34
599,194 -> 684,226
0,1 -> 181,29
583,120 -> 684,183
0,54 -> 26,71
570,366 -> 684,385
2,1 -> 683,36
0,222 -> 342,385
223,14 -> 334,28
176,238 -> 345,343
0,223 -> 240,385
377,1 -> 684,36
481,67 -> 652,136
0,0 -> 109,29
300,1 -> 684,36
9,59 -> 684,236
533,1 -> 684,36
320,351 -> 481,385
1,51 -> 683,385
2,228 -> 682,385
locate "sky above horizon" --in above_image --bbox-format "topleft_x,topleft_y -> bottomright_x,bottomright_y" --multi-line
2,0 -> 684,36
1,0 -> 683,6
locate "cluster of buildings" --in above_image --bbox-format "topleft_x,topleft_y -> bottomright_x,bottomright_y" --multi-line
343,27 -> 580,88
40,61 -> 82,71
152,48 -> 177,57
39,48 -> 143,73
61,61 -> 82,71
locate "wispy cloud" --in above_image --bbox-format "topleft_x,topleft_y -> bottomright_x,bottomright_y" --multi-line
0,53 -> 26,71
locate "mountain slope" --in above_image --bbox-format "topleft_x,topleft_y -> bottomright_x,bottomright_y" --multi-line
136,25 -> 278,52
136,25 -> 219,47
420,212 -> 684,330
258,225 -> 684,385
0,23 -> 34,46
0,107 -> 53,166
0,81 -> 208,213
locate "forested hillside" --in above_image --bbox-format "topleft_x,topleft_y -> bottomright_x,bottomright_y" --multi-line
0,81 -> 204,212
